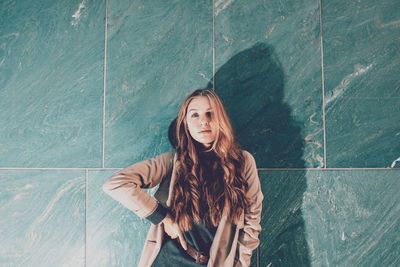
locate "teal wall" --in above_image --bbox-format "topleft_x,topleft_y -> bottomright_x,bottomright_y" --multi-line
1,0 -> 399,266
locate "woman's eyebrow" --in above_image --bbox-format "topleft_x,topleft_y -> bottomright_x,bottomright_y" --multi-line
188,108 -> 212,112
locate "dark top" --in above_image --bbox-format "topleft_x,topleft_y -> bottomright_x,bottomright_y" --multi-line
151,221 -> 217,266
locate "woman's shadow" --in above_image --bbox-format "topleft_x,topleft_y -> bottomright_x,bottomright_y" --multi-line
210,43 -> 310,266
168,43 -> 310,266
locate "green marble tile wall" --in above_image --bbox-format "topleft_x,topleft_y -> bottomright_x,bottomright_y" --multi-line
1,0 -> 399,266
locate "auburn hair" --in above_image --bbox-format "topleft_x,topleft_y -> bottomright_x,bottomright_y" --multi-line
171,89 -> 250,231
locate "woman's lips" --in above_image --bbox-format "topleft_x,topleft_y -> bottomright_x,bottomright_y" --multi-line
199,130 -> 211,134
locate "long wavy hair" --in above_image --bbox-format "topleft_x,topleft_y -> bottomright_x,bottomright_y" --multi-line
171,89 -> 250,231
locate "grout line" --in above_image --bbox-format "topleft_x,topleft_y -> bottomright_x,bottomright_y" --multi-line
319,0 -> 327,169
0,167 -> 398,171
102,0 -> 109,169
0,168 -> 121,170
212,0 -> 215,90
85,168 -> 88,267
257,168 -> 400,171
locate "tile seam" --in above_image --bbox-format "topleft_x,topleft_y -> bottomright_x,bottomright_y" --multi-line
102,0 -> 109,169
85,168 -> 88,267
0,167 -> 398,171
257,168 -> 400,171
212,0 -> 215,90
0,168 -> 120,170
319,0 -> 327,168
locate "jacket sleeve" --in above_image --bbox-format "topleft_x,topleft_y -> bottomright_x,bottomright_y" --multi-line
102,151 -> 174,221
235,151 -> 263,267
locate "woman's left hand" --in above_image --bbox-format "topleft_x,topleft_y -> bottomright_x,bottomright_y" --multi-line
161,213 -> 188,250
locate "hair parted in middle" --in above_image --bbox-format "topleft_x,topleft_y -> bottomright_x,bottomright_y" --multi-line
171,88 -> 251,231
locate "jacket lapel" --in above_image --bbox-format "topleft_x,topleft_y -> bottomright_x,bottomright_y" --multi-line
166,152 -> 179,206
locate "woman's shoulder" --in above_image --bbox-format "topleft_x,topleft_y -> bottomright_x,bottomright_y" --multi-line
160,150 -> 175,158
140,150 -> 176,171
155,150 -> 176,163
240,150 -> 258,176
240,149 -> 256,163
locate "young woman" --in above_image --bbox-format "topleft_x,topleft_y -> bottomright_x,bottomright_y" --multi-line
103,89 -> 263,266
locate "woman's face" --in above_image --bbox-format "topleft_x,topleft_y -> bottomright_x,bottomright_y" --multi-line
186,96 -> 216,148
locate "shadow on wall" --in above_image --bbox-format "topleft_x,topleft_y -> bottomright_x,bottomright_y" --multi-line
168,43 -> 310,266
210,43 -> 310,266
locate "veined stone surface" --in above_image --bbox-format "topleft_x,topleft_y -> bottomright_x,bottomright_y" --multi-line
214,0 -> 324,168
1,1 -> 398,267
258,169 -> 400,266
0,0 -> 105,167
0,170 -> 85,266
105,0 -> 213,167
323,0 -> 400,168
88,169 -> 156,266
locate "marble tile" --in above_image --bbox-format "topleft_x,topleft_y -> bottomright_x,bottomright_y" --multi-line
258,169 -> 400,266
0,170 -> 85,266
87,170 -> 157,266
0,0 -> 105,167
105,0 -> 213,167
258,170 -> 310,266
323,0 -> 400,167
214,0 -> 323,168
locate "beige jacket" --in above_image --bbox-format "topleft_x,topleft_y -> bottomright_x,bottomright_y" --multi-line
102,150 -> 263,267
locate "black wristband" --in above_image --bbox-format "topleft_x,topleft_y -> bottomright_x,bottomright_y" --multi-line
146,203 -> 168,225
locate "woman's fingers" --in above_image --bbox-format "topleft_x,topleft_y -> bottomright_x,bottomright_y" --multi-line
177,230 -> 187,250
161,214 -> 175,237
161,214 -> 187,250
169,224 -> 187,251
166,228 -> 176,238
164,224 -> 176,238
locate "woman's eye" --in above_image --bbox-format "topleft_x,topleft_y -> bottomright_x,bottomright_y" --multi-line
206,112 -> 212,118
191,113 -> 199,118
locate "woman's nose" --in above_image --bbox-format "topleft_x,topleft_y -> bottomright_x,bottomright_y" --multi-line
200,117 -> 209,126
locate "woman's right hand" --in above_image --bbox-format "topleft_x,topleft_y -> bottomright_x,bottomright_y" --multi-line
161,213 -> 187,251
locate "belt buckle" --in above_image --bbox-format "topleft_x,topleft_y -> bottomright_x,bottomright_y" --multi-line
195,251 -> 201,263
